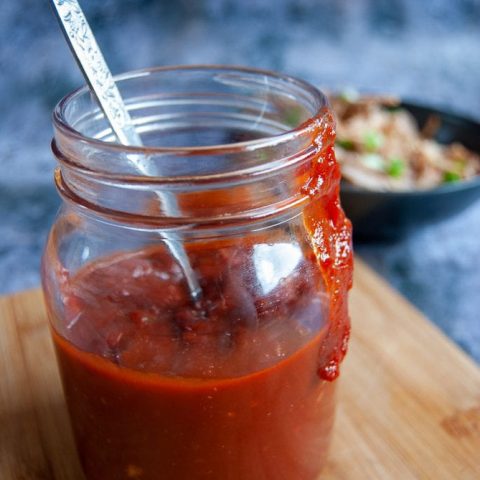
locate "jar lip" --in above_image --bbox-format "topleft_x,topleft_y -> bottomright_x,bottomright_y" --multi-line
53,64 -> 328,156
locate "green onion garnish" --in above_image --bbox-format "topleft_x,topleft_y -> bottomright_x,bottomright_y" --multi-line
338,88 -> 359,103
284,107 -> 303,127
386,157 -> 405,178
361,154 -> 385,171
443,171 -> 461,183
336,139 -> 355,150
363,131 -> 384,152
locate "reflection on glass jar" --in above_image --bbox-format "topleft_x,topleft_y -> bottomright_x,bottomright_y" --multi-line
42,66 -> 353,480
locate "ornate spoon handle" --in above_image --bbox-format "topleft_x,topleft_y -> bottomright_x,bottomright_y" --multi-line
50,0 -> 201,300
51,0 -> 141,145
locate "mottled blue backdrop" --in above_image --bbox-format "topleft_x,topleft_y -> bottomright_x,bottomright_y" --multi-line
1,0 -> 479,361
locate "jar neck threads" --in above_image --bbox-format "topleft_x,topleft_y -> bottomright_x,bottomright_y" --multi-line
52,66 -> 334,228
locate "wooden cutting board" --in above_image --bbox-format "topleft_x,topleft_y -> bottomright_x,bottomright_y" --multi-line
1,259 -> 479,479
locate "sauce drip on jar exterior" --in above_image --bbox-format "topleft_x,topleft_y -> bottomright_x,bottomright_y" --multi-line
302,108 -> 354,381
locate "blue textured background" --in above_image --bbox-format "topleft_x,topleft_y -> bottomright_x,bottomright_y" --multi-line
1,0 -> 479,361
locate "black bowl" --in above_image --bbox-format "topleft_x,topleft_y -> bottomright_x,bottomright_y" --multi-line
339,102 -> 480,242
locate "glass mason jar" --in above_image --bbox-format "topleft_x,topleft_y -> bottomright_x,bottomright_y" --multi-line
42,66 -> 353,480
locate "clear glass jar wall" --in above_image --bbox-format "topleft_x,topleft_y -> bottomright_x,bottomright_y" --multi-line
42,66 -> 353,480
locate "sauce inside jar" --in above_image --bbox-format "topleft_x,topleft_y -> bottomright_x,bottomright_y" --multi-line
52,240 -> 338,480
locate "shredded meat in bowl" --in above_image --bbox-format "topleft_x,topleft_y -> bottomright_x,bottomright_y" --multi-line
331,94 -> 480,191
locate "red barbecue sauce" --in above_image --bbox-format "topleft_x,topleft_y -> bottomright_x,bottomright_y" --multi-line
49,109 -> 353,480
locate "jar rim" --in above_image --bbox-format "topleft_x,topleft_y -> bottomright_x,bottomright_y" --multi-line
53,64 -> 328,156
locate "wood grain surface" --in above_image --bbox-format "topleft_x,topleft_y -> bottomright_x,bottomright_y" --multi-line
1,259 -> 479,479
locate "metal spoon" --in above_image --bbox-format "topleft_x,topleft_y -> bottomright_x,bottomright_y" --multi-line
50,0 -> 201,300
